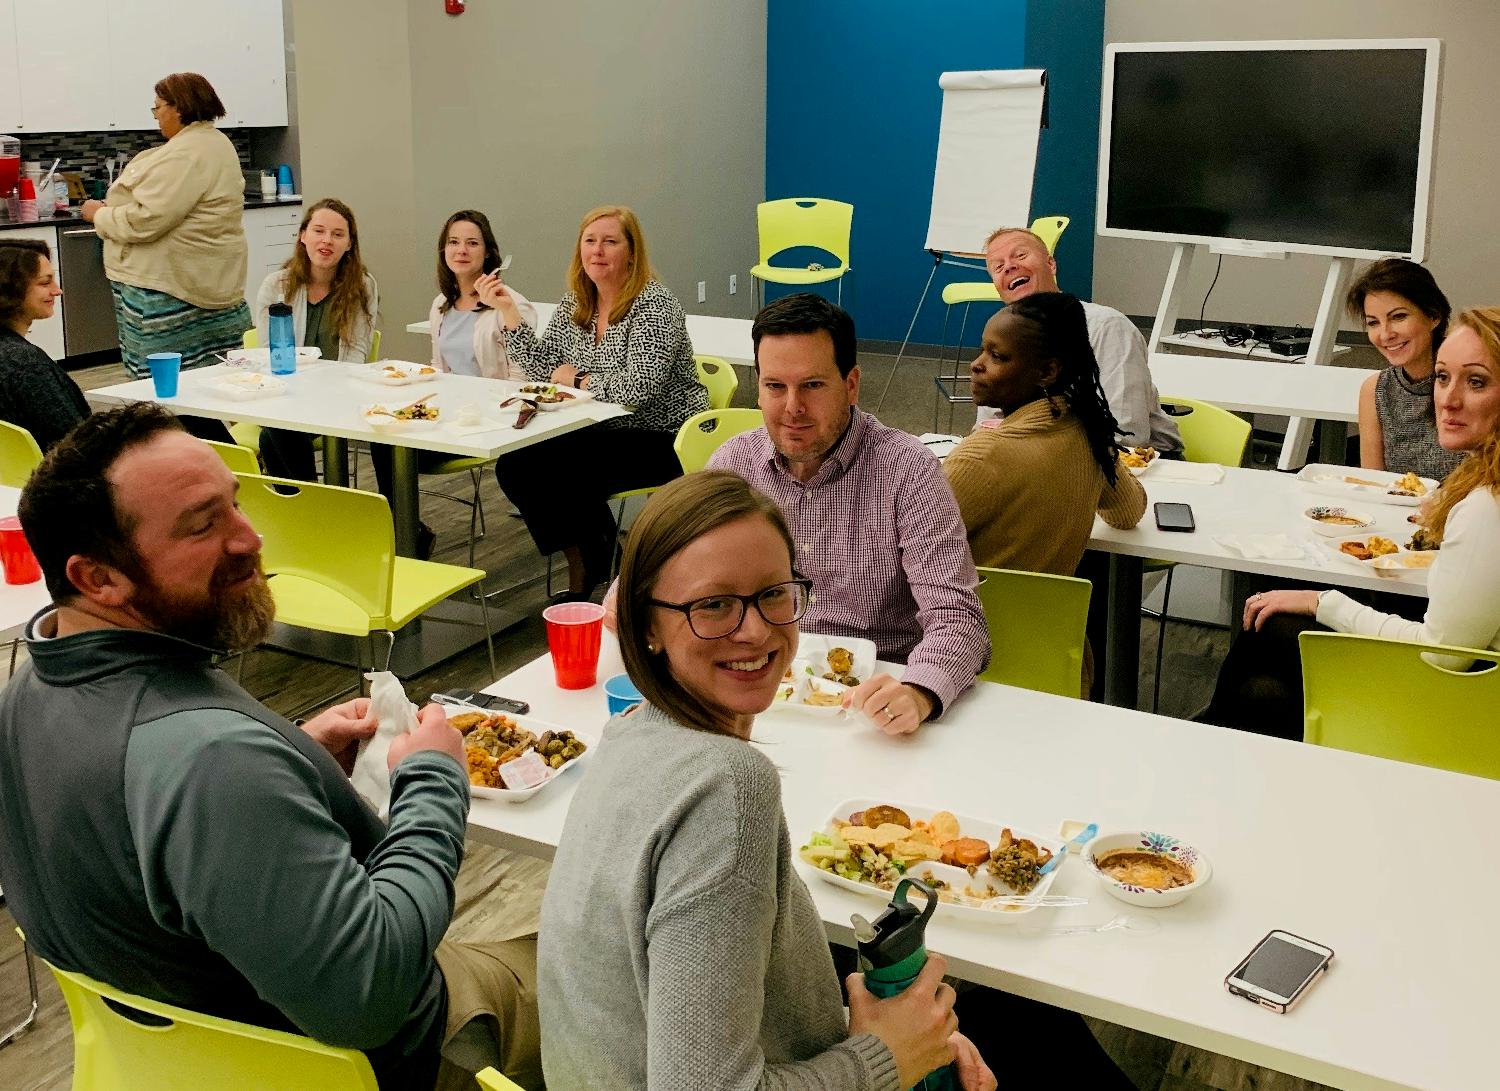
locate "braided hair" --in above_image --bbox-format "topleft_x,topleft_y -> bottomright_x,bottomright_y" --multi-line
1004,292 -> 1125,485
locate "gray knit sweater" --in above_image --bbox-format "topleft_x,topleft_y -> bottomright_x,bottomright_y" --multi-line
537,704 -> 899,1091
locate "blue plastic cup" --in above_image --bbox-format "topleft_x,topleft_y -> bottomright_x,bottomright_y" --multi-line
146,352 -> 181,398
603,673 -> 643,716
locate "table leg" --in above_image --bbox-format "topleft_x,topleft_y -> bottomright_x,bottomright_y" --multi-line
391,445 -> 419,557
1103,554 -> 1143,709
321,436 -> 349,488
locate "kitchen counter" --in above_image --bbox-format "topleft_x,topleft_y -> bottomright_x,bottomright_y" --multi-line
0,195 -> 302,233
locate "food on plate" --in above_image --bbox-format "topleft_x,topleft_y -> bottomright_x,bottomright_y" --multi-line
518,382 -> 576,404
1339,536 -> 1398,561
1305,506 -> 1371,528
821,645 -> 861,686
1407,526 -> 1440,552
449,710 -> 490,734
805,688 -> 844,707
986,828 -> 1052,895
1120,446 -> 1157,470
1388,471 -> 1428,497
1314,512 -> 1365,526
1338,540 -> 1372,561
420,366 -> 437,375
1095,850 -> 1194,890
925,810 -> 960,843
1342,475 -> 1384,487
454,710 -> 587,789
859,804 -> 912,829
939,838 -> 992,868
367,399 -> 439,422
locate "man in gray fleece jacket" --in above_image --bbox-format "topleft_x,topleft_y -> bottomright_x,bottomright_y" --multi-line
0,405 -> 540,1089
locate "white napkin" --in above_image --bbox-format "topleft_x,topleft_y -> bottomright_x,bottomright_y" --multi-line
1148,461 -> 1225,485
350,671 -> 420,818
1214,533 -> 1306,561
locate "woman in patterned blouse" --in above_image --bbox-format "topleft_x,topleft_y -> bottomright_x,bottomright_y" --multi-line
487,205 -> 709,599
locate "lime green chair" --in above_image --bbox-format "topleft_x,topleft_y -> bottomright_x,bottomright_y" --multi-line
233,472 -> 494,694
42,957 -> 378,1090
1301,632 -> 1500,779
0,420 -> 44,488
674,408 -> 763,473
751,197 -> 854,307
696,354 -> 739,411
974,566 -> 1092,698
477,1068 -> 525,1090
1148,396 -> 1253,712
202,438 -> 260,474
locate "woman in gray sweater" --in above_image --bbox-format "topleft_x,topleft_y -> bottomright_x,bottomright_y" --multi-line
537,471 -> 995,1090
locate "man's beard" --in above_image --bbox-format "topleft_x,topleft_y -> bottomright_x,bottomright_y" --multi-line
131,561 -> 276,653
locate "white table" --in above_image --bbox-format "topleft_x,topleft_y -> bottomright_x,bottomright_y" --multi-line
470,641 -> 1497,1091
1086,465 -> 1427,707
408,304 -> 756,366
0,487 -> 49,641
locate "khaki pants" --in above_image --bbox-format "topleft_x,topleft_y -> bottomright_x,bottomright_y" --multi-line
432,936 -> 543,1091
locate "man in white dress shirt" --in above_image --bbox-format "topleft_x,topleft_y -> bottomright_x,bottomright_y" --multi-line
978,226 -> 1183,455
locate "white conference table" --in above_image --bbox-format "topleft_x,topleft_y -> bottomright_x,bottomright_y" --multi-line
468,639 -> 1497,1091
0,487 -> 49,641
407,303 -> 756,365
1085,465 -> 1426,708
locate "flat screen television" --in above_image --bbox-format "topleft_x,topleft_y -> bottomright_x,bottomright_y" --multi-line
1097,40 -> 1441,260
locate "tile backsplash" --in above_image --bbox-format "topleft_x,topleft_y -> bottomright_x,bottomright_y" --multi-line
10,129 -> 254,183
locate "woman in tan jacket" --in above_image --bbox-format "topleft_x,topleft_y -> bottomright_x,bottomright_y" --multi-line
944,292 -> 1146,577
82,72 -> 250,381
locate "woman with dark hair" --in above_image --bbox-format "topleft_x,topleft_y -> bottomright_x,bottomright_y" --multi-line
427,209 -> 535,377
488,204 -> 707,599
1349,257 -> 1464,479
253,197 -> 379,480
943,292 -> 1146,579
81,72 -> 250,386
0,240 -> 90,452
539,470 -> 995,1091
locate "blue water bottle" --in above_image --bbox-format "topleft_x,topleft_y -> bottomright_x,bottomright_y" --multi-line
268,302 -> 295,375
854,878 -> 958,1091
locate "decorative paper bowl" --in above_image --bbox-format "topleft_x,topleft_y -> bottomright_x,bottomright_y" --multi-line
1302,505 -> 1376,538
1083,830 -> 1212,908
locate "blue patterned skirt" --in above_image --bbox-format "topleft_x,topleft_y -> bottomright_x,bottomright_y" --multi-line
110,282 -> 252,379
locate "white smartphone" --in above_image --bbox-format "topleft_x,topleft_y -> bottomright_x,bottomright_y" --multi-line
1225,930 -> 1333,1013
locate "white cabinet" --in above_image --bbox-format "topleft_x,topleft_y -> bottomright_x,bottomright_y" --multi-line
3,226 -> 65,359
242,203 -> 302,311
0,0 -> 286,132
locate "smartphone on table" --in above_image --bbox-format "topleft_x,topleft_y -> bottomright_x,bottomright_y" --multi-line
1225,930 -> 1333,1013
1154,501 -> 1196,533
431,691 -> 530,715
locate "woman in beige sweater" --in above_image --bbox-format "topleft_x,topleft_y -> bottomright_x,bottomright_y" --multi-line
944,292 -> 1146,578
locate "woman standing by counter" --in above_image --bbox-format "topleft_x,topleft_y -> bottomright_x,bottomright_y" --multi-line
81,72 -> 250,382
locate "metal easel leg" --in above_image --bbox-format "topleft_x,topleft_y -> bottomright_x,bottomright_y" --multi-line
875,252 -> 944,414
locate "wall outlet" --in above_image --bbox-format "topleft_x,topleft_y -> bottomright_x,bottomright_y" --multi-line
697,280 -> 706,303
729,274 -> 738,295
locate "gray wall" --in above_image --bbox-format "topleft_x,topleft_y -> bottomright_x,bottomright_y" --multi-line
293,0 -> 765,362
1095,2 -> 1500,330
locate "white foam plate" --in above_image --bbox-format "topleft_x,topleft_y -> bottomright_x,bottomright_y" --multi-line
1296,464 -> 1438,508
354,361 -> 442,386
205,373 -> 288,401
448,706 -> 596,803
765,633 -> 878,717
361,402 -> 440,432
223,346 -> 322,369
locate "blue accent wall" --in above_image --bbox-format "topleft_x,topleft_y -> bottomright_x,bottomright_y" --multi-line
765,0 -> 1104,346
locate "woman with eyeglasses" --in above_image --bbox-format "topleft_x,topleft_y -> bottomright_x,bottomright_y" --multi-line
537,470 -> 995,1091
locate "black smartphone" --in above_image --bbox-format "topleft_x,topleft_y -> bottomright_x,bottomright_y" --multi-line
431,691 -> 530,715
1154,502 -> 1196,533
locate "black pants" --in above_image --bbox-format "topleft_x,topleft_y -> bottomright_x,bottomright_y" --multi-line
259,427 -> 318,482
494,426 -> 683,582
1201,613 -> 1328,740
179,415 -> 233,444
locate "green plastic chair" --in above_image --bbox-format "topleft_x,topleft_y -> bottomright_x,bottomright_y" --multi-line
695,354 -> 739,410
477,1068 -> 524,1090
202,439 -> 260,474
234,472 -> 494,694
1301,631 -> 1500,780
43,957 -> 378,1090
974,566 -> 1092,698
0,420 -> 44,488
1147,396 -> 1253,712
751,197 -> 854,306
674,408 -> 763,473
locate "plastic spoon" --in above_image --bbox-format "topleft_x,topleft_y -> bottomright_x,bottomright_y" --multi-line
1033,914 -> 1160,938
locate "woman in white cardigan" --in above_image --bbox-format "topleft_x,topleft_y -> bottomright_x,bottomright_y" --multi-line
426,209 -> 536,378
253,197 -> 379,480
1206,306 -> 1500,737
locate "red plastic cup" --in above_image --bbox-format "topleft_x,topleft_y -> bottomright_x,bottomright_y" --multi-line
0,516 -> 42,585
542,601 -> 605,689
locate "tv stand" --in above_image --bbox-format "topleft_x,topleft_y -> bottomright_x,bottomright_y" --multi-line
1148,242 -> 1356,470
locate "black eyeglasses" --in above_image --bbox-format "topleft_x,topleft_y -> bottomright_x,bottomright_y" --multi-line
648,578 -> 813,639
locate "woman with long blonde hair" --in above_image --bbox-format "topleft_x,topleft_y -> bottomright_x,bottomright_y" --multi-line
485,204 -> 708,600
253,197 -> 379,480
1205,306 -> 1500,737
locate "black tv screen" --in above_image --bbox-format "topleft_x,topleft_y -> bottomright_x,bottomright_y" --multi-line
1103,45 -> 1433,256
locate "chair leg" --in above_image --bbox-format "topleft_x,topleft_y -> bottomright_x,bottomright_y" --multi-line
0,940 -> 40,1049
470,467 -> 487,538
476,585 -> 497,681
948,303 -> 973,435
608,496 -> 629,582
377,631 -> 396,674
233,652 -> 246,684
1151,569 -> 1175,714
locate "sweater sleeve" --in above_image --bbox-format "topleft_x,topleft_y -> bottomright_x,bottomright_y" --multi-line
1097,459 -> 1148,529
585,285 -> 688,408
92,146 -> 207,245
123,711 -> 468,1049
1316,488 -> 1500,671
504,293 -> 576,380
253,271 -> 282,347
0,335 -> 91,452
340,274 -> 379,364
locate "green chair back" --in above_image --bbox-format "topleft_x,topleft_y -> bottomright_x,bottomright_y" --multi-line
673,408 -> 763,473
44,958 -> 379,1090
202,439 -> 259,474
0,420 -> 44,488
1028,214 -> 1070,255
477,1068 -> 525,1091
756,198 -> 853,269
695,355 -> 739,411
241,328 -> 257,349
975,566 -> 1092,698
1300,631 -> 1500,779
1161,395 -> 1252,467
233,472 -> 394,620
